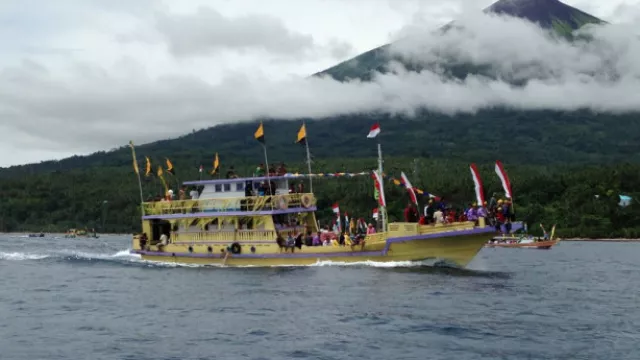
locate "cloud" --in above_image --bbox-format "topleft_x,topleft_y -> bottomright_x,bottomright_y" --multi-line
2,4 -> 640,167
153,6 -> 353,60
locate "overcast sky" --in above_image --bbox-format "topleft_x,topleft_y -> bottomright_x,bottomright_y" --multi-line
0,0 -> 639,167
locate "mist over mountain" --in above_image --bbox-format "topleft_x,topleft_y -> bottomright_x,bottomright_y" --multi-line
1,0 -> 639,177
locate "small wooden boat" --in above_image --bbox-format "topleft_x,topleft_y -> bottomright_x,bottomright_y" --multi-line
485,225 -> 559,249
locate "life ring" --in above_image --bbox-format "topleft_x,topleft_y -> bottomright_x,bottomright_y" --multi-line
230,242 -> 242,254
301,194 -> 312,208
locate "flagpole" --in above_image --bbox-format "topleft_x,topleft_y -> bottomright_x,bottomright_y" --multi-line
303,122 -> 313,193
377,142 -> 386,232
128,141 -> 145,217
262,143 -> 273,210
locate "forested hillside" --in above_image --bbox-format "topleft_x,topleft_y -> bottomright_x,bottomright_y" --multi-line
1,156 -> 639,239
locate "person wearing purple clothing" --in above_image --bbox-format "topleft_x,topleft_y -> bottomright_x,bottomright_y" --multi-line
312,232 -> 322,246
477,205 -> 487,218
466,204 -> 478,221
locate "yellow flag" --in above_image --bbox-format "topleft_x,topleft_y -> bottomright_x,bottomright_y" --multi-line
166,158 -> 175,175
296,123 -> 306,145
129,141 -> 139,175
212,153 -> 220,175
157,165 -> 163,177
254,122 -> 265,143
145,157 -> 152,177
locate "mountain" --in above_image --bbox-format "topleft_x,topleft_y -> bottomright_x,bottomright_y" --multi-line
1,0 -> 639,237
316,0 -> 605,81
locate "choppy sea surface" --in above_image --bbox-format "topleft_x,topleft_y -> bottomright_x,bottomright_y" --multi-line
0,234 -> 638,360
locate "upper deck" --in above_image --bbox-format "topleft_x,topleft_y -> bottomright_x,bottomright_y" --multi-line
142,175 -> 316,219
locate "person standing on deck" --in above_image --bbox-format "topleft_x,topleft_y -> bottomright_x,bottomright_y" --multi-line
404,202 -> 419,222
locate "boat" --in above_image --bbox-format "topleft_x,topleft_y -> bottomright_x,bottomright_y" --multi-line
28,232 -> 45,238
129,174 -> 523,267
485,225 -> 559,249
64,228 -> 99,238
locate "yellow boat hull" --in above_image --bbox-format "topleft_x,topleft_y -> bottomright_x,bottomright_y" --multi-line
132,231 -> 495,268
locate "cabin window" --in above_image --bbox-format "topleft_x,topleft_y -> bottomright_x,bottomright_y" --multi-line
224,183 -> 231,192
214,184 -> 222,192
236,182 -> 244,191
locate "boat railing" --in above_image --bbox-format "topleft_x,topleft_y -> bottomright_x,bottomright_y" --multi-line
364,232 -> 387,245
387,221 -> 476,236
143,193 -> 316,216
171,229 -> 277,243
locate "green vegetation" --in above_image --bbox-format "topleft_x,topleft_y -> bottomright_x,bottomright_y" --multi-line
1,155 -> 638,239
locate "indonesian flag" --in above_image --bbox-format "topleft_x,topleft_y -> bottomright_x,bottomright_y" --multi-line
199,165 -> 203,173
367,123 -> 380,138
495,160 -> 513,199
332,202 -> 340,214
371,171 -> 386,207
372,208 -> 379,220
470,163 -> 486,205
400,171 -> 418,205
344,212 -> 349,226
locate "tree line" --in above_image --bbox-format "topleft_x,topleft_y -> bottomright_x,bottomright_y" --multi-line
0,157 -> 638,239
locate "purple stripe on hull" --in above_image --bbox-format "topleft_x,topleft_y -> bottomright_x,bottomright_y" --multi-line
133,249 -> 384,259
142,206 -> 316,220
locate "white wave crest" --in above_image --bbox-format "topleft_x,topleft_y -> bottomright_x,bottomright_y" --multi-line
0,252 -> 50,261
307,259 -> 439,268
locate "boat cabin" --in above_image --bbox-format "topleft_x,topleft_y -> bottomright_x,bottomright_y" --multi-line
140,175 -> 318,244
192,176 -> 292,200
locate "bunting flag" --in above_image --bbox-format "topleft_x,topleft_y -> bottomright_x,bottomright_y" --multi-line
367,123 -> 380,138
372,208 -> 379,220
371,171 -> 386,207
211,153 -> 220,175
400,171 -> 418,205
470,163 -> 486,205
166,158 -> 175,175
128,141 -> 139,175
296,123 -> 306,145
254,122 -> 265,144
144,156 -> 152,177
495,160 -> 512,199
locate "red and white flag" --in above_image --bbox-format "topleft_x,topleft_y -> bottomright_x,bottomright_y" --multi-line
199,165 -> 203,173
372,208 -> 379,220
367,123 -> 380,138
494,160 -> 512,199
332,202 -> 340,214
371,171 -> 386,207
400,171 -> 418,205
470,163 -> 486,205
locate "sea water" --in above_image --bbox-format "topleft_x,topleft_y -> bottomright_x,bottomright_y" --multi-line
0,235 -> 638,359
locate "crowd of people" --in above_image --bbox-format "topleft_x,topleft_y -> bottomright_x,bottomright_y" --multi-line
402,193 -> 515,233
